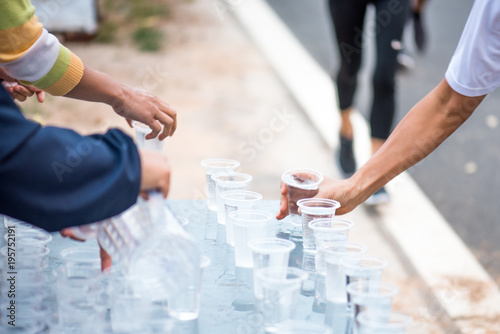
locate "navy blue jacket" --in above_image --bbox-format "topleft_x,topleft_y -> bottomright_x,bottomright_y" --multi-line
0,86 -> 141,232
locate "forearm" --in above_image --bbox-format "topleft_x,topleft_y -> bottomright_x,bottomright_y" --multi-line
349,79 -> 484,203
63,66 -> 126,109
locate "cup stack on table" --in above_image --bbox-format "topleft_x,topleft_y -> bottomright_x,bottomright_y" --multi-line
0,218 -> 52,333
202,160 -> 413,333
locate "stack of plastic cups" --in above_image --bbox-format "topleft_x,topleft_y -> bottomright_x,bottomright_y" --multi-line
52,247 -> 107,333
0,218 -> 52,333
212,172 -> 252,225
356,311 -> 412,333
201,159 -> 240,211
220,190 -> 262,246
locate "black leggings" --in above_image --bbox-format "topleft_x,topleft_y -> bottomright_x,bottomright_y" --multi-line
329,0 -> 409,140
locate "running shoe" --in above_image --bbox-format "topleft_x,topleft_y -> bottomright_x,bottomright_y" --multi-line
337,135 -> 356,178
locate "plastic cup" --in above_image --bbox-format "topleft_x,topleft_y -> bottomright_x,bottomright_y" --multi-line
357,311 -> 413,334
297,198 -> 341,252
229,210 -> 273,267
323,242 -> 368,303
220,190 -> 262,246
5,228 -> 52,248
281,168 -> 323,225
60,247 -> 101,277
273,320 -> 333,334
201,159 -> 240,211
53,266 -> 106,328
212,172 -> 252,225
309,218 -> 353,274
257,267 -> 307,327
1,244 -> 49,268
346,282 -> 398,320
133,121 -> 164,153
169,255 -> 211,320
340,255 -> 388,286
248,238 -> 295,299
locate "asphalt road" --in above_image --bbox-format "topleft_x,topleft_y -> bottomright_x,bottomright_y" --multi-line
265,0 -> 500,283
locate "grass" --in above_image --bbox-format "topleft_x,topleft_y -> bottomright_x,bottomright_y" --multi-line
95,0 -> 170,52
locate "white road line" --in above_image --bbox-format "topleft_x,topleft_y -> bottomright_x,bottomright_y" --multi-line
233,0 -> 500,326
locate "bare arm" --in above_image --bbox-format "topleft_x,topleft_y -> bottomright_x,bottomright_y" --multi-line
63,66 -> 177,140
277,79 -> 484,218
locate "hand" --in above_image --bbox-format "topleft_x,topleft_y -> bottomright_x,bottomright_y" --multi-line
60,228 -> 112,271
276,176 -> 361,220
139,150 -> 171,198
113,86 -> 177,141
1,68 -> 45,103
3,82 -> 45,103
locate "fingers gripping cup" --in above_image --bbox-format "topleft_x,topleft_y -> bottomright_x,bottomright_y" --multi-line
133,121 -> 164,153
201,159 -> 240,211
281,168 -> 323,226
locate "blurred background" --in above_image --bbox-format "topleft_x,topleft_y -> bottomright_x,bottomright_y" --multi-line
22,0 -> 500,301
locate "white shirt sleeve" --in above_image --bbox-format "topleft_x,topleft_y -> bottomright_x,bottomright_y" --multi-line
445,0 -> 500,97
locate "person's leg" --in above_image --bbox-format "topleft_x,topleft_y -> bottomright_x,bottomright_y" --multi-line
371,0 -> 410,153
328,0 -> 368,174
365,0 -> 410,204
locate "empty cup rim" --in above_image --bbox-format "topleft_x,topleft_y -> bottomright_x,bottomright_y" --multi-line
281,168 -> 324,189
220,190 -> 263,203
132,121 -> 154,134
0,245 -> 49,257
308,218 -> 354,232
339,255 -> 388,270
60,247 -> 101,264
211,172 -> 252,186
229,210 -> 273,226
346,281 -> 399,298
5,229 -> 52,244
248,238 -> 296,254
201,158 -> 240,170
357,310 -> 413,329
297,198 -> 341,213
323,242 -> 368,258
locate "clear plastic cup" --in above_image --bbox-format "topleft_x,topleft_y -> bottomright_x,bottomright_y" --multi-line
323,242 -> 368,303
346,282 -> 398,321
357,311 -> 413,334
248,238 -> 295,299
220,190 -> 262,246
340,255 -> 388,286
257,267 -> 307,328
169,255 -> 211,320
53,266 -> 106,328
4,228 -> 52,248
111,292 -> 153,333
133,121 -> 164,153
60,247 -> 101,277
229,210 -> 273,267
1,244 -> 49,268
201,159 -> 240,211
309,218 -> 353,274
212,172 -> 252,225
281,168 -> 323,225
297,198 -> 341,252
273,320 -> 333,334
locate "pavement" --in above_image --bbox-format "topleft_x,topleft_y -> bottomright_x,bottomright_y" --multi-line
21,0 -> 500,332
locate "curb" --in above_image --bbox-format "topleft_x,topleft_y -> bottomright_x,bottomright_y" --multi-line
232,0 -> 500,330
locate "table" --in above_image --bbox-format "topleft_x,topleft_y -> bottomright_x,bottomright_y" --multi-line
2,200 -> 332,333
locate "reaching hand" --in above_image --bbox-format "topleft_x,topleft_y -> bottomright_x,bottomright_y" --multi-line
113,86 -> 177,141
59,228 -> 112,271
